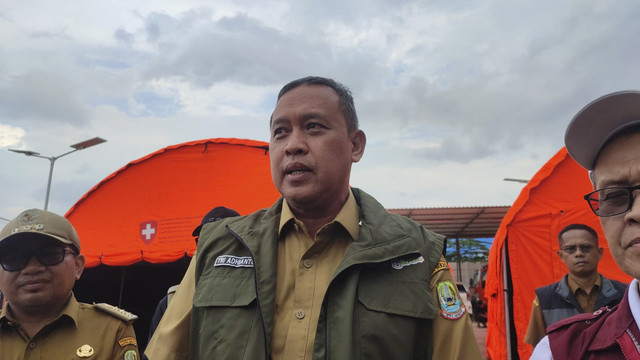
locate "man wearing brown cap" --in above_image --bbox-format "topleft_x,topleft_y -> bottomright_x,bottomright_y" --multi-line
531,91 -> 640,359
0,209 -> 140,359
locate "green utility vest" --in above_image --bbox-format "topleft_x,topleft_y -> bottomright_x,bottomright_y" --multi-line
191,188 -> 444,359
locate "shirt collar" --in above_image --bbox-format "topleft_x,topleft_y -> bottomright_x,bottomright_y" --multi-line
629,278 -> 640,325
278,188 -> 361,240
0,294 -> 79,329
567,273 -> 602,294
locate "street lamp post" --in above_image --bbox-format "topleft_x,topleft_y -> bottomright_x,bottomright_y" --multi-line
9,137 -> 107,210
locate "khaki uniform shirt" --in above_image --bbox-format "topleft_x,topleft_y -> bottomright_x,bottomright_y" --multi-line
270,191 -> 358,359
145,255 -> 196,360
271,191 -> 480,360
0,294 -> 139,360
146,191 -> 480,360
524,275 -> 602,346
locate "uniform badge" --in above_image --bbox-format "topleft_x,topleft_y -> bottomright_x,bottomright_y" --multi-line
119,336 -> 137,347
431,260 -> 450,276
214,255 -> 254,268
76,344 -> 95,357
437,281 -> 467,320
390,255 -> 424,270
124,350 -> 138,360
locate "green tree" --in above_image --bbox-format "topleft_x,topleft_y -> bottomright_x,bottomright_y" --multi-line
445,238 -> 490,263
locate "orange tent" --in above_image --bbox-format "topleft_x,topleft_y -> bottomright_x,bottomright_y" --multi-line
66,138 -> 281,349
485,147 -> 632,359
66,138 -> 280,267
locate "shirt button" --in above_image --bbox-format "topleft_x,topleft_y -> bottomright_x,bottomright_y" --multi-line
295,309 -> 306,319
28,342 -> 37,349
303,259 -> 313,268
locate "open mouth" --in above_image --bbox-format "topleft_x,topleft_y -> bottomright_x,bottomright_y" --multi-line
285,163 -> 311,176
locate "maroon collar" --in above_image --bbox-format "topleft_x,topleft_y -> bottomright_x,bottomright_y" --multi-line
589,286 -> 635,351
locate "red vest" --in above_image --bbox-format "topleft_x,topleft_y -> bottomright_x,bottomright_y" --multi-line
547,285 -> 640,360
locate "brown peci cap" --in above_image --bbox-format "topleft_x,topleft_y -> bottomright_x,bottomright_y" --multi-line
0,209 -> 81,252
565,90 -> 640,170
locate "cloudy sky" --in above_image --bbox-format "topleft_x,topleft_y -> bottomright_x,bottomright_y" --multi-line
1,0 -> 639,221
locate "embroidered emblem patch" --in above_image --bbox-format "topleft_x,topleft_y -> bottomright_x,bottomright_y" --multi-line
431,260 -> 449,276
390,255 -> 425,270
214,255 -> 254,268
124,350 -> 138,360
11,209 -> 46,234
119,336 -> 137,347
437,281 -> 467,320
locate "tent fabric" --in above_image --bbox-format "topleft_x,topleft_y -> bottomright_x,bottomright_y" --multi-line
485,147 -> 632,360
65,138 -> 281,268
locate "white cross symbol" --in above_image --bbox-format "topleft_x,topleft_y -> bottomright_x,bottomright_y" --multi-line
141,223 -> 156,240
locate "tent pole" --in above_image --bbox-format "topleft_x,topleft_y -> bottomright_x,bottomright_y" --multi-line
119,267 -> 126,307
456,237 -> 462,282
503,244 -> 512,360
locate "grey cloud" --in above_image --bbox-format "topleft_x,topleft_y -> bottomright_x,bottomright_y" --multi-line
354,1 -> 640,163
0,71 -> 89,125
114,28 -> 134,46
137,11 -> 384,88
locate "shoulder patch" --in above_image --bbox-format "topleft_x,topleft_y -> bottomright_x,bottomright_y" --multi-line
437,280 -> 467,320
431,260 -> 449,276
119,336 -> 137,348
94,303 -> 138,322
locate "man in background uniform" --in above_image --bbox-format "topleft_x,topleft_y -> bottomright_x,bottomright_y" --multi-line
0,209 -> 139,359
525,223 -> 626,346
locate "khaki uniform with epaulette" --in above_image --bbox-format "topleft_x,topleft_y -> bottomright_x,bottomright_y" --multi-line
0,295 -> 139,360
0,209 -> 141,360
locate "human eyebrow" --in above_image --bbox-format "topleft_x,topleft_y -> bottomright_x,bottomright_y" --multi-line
270,117 -> 289,130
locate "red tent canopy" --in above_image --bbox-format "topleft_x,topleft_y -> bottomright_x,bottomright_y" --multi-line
66,138 -> 281,267
485,147 -> 632,359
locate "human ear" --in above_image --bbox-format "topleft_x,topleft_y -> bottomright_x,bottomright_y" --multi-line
350,129 -> 366,163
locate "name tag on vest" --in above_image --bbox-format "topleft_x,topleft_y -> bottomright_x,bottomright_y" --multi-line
214,255 -> 254,268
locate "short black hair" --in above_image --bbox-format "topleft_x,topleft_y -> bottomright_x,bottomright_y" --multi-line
558,223 -> 598,247
276,76 -> 359,133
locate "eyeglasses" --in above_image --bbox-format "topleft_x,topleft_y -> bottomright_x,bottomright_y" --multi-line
561,244 -> 596,255
583,185 -> 640,217
0,247 -> 77,272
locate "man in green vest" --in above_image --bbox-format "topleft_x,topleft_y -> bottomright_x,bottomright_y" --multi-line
147,76 -> 482,360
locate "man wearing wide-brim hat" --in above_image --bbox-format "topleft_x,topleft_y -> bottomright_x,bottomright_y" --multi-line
0,208 -> 140,359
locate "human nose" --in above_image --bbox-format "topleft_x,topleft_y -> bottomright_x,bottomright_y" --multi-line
624,191 -> 640,224
284,129 -> 308,156
21,255 -> 46,273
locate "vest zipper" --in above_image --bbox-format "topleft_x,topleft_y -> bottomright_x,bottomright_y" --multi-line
227,225 -> 269,360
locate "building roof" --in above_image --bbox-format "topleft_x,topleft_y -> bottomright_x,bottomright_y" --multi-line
387,205 -> 510,239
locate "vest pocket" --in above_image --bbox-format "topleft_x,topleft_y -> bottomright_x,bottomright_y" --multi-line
194,272 -> 256,307
192,272 -> 260,359
358,278 -> 437,319
355,279 -> 436,359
